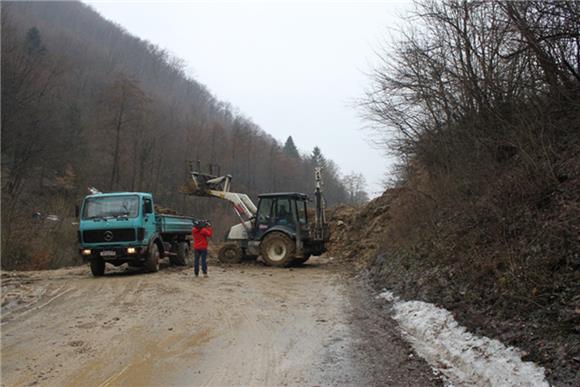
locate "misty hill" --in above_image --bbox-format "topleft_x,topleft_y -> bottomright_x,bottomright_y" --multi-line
1,1 -> 350,269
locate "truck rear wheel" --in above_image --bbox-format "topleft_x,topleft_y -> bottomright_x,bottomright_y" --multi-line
145,243 -> 160,272
218,243 -> 242,263
90,258 -> 105,276
171,242 -> 190,266
261,232 -> 295,267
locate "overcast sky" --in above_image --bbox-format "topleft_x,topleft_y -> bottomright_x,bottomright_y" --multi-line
85,0 -> 412,197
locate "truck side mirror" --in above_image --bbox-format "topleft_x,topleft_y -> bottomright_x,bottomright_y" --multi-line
75,205 -> 80,218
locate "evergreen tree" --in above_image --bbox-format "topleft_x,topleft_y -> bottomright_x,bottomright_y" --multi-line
24,27 -> 45,56
310,146 -> 326,168
283,136 -> 299,158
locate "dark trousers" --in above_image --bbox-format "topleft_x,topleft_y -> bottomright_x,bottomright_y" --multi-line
194,249 -> 207,275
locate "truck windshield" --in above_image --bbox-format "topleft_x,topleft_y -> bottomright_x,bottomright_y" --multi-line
82,195 -> 139,219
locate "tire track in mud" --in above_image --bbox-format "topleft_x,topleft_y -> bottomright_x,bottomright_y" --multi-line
190,280 -> 278,387
2,260 -> 439,386
1,284 -> 73,325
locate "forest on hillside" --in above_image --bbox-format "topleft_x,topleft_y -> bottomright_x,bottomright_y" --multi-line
361,1 -> 579,384
0,1 -> 364,270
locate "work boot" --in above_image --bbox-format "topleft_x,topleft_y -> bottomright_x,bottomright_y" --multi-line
203,272 -> 208,278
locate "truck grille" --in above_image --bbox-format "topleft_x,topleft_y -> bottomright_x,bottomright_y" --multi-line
83,228 -> 136,243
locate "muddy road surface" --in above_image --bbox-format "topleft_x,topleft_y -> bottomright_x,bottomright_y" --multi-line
1,258 -> 439,386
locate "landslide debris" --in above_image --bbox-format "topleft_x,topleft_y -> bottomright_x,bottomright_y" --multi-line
327,189 -> 398,270
326,179 -> 579,386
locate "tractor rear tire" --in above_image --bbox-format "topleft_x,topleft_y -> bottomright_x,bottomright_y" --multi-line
145,243 -> 160,273
90,258 -> 105,276
218,243 -> 243,264
261,232 -> 295,267
171,242 -> 190,266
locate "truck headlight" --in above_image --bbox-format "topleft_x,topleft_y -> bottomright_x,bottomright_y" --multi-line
127,247 -> 136,254
82,249 -> 91,256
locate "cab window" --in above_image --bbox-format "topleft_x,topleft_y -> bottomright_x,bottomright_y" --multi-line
276,199 -> 294,224
257,198 -> 274,224
297,200 -> 307,224
142,197 -> 153,214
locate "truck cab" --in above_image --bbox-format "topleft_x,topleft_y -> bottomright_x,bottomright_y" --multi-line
78,192 -> 194,276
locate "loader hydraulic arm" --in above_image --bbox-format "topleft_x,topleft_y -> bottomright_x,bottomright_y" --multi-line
183,168 -> 257,223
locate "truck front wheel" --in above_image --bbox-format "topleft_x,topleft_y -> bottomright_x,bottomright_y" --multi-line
90,258 -> 105,276
261,232 -> 295,267
145,243 -> 160,272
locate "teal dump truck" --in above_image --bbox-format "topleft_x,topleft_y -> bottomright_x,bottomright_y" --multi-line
78,192 -> 195,276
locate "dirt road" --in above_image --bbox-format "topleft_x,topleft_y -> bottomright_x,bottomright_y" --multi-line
1,258 -> 438,386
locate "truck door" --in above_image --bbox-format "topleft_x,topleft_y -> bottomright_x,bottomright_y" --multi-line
142,196 -> 156,241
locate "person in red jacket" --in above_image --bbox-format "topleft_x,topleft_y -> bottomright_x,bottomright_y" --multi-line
192,219 -> 213,277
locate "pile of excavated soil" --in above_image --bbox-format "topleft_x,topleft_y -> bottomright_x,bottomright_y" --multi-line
326,190 -> 397,269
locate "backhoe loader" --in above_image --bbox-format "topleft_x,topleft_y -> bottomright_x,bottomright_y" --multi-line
183,164 -> 329,266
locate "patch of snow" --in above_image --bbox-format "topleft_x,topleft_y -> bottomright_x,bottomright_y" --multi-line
379,292 -> 549,387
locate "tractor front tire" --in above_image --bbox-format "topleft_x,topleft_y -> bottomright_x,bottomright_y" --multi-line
261,232 -> 295,267
218,243 -> 243,264
145,243 -> 160,273
90,258 -> 105,276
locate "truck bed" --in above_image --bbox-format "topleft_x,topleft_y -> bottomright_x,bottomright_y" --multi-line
157,214 -> 194,235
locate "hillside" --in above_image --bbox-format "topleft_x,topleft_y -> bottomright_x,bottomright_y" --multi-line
1,1 -> 350,269
333,1 -> 580,385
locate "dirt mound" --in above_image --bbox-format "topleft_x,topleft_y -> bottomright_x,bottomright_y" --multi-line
326,189 -> 402,269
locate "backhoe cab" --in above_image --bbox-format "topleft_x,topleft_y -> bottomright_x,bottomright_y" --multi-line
184,163 -> 329,267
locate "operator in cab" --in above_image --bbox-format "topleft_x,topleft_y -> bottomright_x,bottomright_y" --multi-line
192,219 -> 213,277
277,204 -> 291,224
